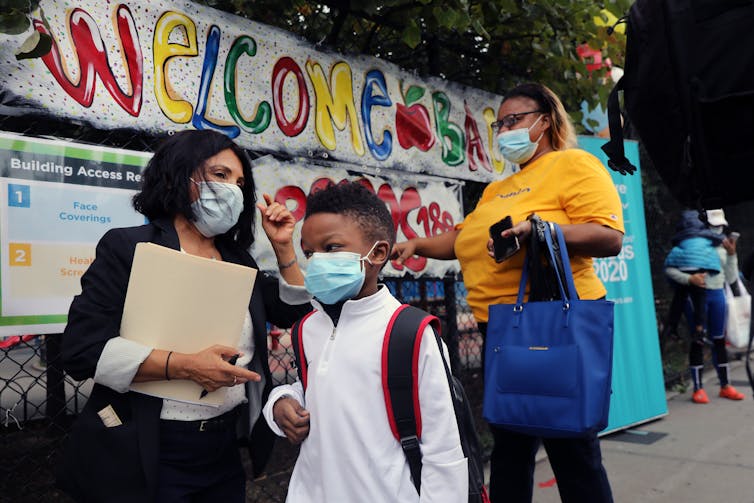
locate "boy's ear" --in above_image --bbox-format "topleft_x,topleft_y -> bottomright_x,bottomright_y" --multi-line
368,240 -> 391,266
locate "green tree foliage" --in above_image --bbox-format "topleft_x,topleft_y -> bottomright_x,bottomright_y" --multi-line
198,0 -> 632,118
0,0 -> 53,60
0,0 -> 40,35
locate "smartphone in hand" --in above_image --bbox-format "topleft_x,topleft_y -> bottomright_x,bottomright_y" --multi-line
489,216 -> 520,262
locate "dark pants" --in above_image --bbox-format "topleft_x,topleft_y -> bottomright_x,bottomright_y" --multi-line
686,288 -> 731,388
156,414 -> 246,503
478,322 -> 613,503
488,426 -> 613,503
665,282 -> 707,334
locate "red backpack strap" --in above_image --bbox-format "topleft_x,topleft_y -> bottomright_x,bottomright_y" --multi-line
290,310 -> 317,391
382,304 -> 441,494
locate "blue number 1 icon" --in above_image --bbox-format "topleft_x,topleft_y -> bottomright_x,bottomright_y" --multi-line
8,184 -> 31,208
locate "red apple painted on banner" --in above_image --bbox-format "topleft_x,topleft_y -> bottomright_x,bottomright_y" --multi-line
396,84 -> 435,152
396,103 -> 435,151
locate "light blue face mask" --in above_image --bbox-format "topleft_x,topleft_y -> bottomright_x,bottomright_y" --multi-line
190,180 -> 244,238
496,114 -> 544,165
304,242 -> 379,305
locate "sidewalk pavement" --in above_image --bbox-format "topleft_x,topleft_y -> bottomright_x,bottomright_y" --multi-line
528,358 -> 754,502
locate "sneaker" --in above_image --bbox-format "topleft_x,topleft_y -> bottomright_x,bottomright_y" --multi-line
719,385 -> 745,400
692,389 -> 709,404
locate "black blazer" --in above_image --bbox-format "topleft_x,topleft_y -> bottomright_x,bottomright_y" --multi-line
57,218 -> 310,503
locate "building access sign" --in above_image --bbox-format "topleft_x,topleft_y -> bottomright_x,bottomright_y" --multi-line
0,132 -> 149,336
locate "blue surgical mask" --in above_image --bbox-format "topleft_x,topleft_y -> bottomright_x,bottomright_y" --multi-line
304,242 -> 379,304
496,114 -> 544,165
190,180 -> 244,238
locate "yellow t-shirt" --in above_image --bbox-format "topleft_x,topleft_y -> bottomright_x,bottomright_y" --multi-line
454,149 -> 625,322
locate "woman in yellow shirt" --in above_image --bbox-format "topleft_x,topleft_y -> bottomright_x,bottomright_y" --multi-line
392,82 -> 624,503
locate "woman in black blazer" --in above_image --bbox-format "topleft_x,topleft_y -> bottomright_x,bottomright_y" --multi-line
57,130 -> 311,502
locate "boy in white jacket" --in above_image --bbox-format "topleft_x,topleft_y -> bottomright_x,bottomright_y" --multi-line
263,182 -> 468,502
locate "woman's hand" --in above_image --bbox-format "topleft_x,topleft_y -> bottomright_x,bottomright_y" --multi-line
487,220 -> 531,259
390,240 -> 417,266
688,272 -> 706,288
173,345 -> 260,393
390,230 -> 460,264
256,192 -> 305,285
273,396 -> 310,444
722,236 -> 737,255
257,193 -> 297,248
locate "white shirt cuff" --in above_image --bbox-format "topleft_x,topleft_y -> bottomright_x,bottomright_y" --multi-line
263,383 -> 304,437
94,337 -> 153,393
278,276 -> 312,305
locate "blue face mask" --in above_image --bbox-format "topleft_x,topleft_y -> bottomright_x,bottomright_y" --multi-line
304,242 -> 379,305
496,114 -> 544,165
190,180 -> 244,238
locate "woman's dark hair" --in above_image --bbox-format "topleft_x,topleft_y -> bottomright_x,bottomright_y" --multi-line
305,181 -> 396,249
132,130 -> 257,248
502,82 -> 576,150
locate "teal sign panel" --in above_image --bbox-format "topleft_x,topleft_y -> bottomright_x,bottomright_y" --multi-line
578,136 -> 668,433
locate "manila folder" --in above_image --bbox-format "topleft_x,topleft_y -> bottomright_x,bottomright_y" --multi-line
121,242 -> 257,406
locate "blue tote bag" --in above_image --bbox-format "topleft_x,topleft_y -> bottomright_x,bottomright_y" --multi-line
482,221 -> 614,437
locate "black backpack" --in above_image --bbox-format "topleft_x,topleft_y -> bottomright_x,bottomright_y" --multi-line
291,304 -> 489,503
601,0 -> 754,209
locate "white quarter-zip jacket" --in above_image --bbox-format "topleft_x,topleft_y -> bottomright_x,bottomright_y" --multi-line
263,286 -> 468,502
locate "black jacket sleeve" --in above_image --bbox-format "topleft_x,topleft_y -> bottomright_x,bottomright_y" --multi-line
62,228 -> 135,381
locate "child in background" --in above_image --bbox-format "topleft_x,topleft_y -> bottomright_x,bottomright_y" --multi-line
665,209 -> 745,403
262,182 -> 468,502
663,209 -> 723,342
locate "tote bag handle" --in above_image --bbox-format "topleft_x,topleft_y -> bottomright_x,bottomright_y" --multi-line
516,221 -> 578,306
543,222 -> 579,300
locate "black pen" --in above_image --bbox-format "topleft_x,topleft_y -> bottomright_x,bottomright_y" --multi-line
200,353 -> 240,399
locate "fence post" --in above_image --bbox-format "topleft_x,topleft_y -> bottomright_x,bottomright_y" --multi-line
45,334 -> 67,431
443,275 -> 461,375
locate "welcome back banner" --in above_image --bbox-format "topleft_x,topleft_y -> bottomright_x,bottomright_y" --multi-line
0,0 -> 513,183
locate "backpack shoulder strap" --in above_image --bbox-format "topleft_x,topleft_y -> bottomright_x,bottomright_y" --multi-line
290,310 -> 317,391
600,76 -> 637,176
382,304 -> 441,494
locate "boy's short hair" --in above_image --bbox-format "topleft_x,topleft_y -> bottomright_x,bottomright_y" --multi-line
305,181 -> 396,249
